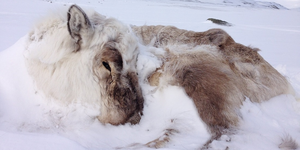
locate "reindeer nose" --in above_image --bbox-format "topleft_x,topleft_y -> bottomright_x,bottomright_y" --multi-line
112,74 -> 117,80
111,73 -> 121,81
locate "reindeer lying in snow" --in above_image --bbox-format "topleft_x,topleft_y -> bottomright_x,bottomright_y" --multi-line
25,5 -> 143,125
24,4 -> 297,149
132,25 -> 297,149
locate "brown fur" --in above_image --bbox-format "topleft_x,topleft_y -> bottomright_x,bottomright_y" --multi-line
132,25 -> 234,48
133,25 -> 294,147
159,47 -> 244,138
92,41 -> 144,125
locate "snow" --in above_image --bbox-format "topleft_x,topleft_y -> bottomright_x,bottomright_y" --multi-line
0,0 -> 300,149
260,0 -> 300,9
170,0 -> 289,9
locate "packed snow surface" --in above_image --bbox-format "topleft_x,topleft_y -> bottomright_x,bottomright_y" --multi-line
0,0 -> 300,150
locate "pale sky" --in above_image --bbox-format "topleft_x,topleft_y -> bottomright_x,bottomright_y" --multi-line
260,0 -> 300,8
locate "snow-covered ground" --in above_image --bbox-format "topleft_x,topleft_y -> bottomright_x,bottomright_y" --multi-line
0,0 -> 300,150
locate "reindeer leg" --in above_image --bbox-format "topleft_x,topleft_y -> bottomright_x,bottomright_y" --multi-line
175,64 -> 240,149
145,128 -> 179,148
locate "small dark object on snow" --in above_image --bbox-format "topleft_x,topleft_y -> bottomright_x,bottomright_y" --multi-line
207,18 -> 233,26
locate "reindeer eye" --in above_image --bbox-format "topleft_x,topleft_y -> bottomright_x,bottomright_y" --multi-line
102,62 -> 111,72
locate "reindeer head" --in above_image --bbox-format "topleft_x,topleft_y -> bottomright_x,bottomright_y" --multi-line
67,5 -> 144,125
26,5 -> 143,126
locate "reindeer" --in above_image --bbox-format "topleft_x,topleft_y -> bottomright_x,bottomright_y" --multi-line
24,4 -> 297,149
132,25 -> 297,149
25,5 -> 143,125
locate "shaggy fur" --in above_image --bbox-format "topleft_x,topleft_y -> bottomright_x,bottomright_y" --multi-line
25,5 -> 143,125
132,25 -> 234,48
132,25 -> 295,148
279,135 -> 299,150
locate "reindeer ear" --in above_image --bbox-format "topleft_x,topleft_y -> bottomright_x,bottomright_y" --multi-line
67,5 -> 92,45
